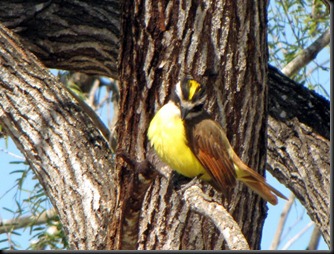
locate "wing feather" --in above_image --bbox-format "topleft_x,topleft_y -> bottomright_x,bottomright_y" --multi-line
186,117 -> 237,193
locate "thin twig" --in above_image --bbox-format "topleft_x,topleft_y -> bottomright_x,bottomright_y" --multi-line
0,148 -> 25,160
270,192 -> 295,250
108,79 -> 119,152
86,78 -> 101,110
278,0 -> 302,47
282,221 -> 314,250
306,59 -> 330,77
0,209 -> 57,234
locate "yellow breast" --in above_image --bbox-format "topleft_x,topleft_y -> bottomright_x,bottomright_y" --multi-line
147,102 -> 210,180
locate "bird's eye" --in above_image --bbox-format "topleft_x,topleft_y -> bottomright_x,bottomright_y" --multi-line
191,104 -> 203,112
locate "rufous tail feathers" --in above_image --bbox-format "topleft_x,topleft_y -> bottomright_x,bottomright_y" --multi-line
232,153 -> 288,205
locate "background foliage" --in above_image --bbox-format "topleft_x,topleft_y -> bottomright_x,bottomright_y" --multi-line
268,0 -> 329,97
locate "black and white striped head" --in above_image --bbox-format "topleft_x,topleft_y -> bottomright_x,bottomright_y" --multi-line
172,77 -> 207,120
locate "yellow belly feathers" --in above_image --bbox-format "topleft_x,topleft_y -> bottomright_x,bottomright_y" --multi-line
147,102 -> 210,181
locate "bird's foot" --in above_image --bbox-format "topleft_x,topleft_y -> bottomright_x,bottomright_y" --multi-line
171,171 -> 203,194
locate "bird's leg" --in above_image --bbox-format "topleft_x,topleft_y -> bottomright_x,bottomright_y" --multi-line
171,171 -> 204,194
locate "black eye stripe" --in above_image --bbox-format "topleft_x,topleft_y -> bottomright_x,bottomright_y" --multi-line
191,85 -> 206,102
192,103 -> 204,112
182,82 -> 189,100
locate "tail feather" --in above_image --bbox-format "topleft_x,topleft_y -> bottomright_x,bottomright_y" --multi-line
232,152 -> 288,205
241,177 -> 284,205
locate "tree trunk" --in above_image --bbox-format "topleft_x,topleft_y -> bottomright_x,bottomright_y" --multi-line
116,0 -> 268,249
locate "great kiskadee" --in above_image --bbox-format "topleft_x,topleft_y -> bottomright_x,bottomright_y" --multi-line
147,77 -> 287,205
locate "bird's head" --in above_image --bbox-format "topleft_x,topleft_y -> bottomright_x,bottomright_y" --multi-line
171,77 -> 207,120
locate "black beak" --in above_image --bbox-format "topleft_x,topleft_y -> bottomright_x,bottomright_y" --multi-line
181,107 -> 189,120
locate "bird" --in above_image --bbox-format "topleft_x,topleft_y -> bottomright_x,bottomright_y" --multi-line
147,77 -> 287,205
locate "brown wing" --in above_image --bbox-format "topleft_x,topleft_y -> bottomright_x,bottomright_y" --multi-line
186,116 -> 237,193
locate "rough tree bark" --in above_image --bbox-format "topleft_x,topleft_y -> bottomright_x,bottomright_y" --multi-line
0,0 -> 121,78
267,66 -> 330,245
0,24 -> 120,249
117,0 -> 269,250
0,0 -> 330,250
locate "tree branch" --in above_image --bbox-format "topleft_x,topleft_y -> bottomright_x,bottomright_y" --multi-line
269,193 -> 295,250
306,225 -> 321,250
0,209 -> 57,234
281,28 -> 330,77
267,66 -> 330,246
282,222 -> 314,250
183,186 -> 250,250
0,23 -> 121,249
268,65 -> 329,139
0,0 -> 121,78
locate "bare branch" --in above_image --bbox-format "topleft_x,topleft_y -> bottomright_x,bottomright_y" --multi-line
281,28 -> 330,77
0,209 -> 57,234
269,192 -> 295,250
0,147 -> 25,160
306,226 -> 321,250
282,221 -> 314,250
183,186 -> 250,250
108,79 -> 119,153
86,79 -> 101,110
